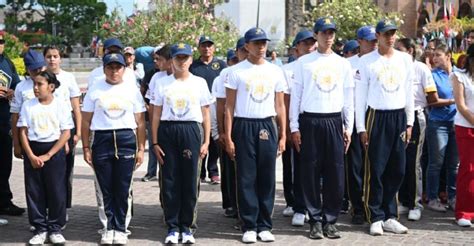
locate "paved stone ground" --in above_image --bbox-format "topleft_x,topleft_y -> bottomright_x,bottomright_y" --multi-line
1,144 -> 474,246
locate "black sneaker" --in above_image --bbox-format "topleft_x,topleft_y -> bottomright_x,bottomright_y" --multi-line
351,214 -> 365,225
141,175 -> 157,182
323,224 -> 341,239
340,199 -> 349,214
0,203 -> 25,216
224,207 -> 237,218
309,222 -> 324,239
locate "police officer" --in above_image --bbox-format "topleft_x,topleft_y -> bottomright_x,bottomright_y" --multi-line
289,17 -> 354,239
225,27 -> 287,243
345,25 -> 378,225
0,31 -> 24,219
151,43 -> 214,244
281,29 -> 316,226
190,35 -> 227,184
355,19 -> 414,236
81,53 -> 146,245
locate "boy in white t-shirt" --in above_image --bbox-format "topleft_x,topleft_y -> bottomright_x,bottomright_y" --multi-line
18,70 -> 73,245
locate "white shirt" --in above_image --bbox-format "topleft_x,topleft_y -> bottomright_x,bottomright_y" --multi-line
145,71 -> 168,101
225,60 -> 288,118
355,49 -> 415,133
10,78 -> 72,113
413,61 -> 437,110
82,79 -> 146,130
212,67 -> 233,99
152,74 -> 215,123
17,97 -> 74,142
282,61 -> 297,95
55,69 -> 81,110
289,51 -> 354,133
451,70 -> 474,128
88,66 -> 137,88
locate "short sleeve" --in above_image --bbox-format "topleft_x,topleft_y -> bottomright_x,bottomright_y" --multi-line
17,104 -> 28,127
451,70 -> 469,86
10,85 -> 23,113
59,103 -> 74,130
200,80 -> 216,106
422,65 -> 437,94
68,74 -> 82,98
212,75 -> 226,98
133,88 -> 146,113
81,90 -> 95,112
274,67 -> 288,93
224,70 -> 238,90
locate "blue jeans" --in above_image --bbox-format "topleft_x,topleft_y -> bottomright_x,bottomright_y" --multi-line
146,121 -> 158,177
426,120 -> 459,201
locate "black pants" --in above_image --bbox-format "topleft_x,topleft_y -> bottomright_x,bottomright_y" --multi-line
220,150 -> 237,210
282,142 -> 305,214
299,112 -> 344,225
400,110 -> 425,209
233,117 -> 277,232
65,127 -> 76,209
345,124 -> 365,217
0,125 -> 13,208
159,121 -> 201,234
24,141 -> 67,234
92,129 -> 136,233
363,108 -> 406,223
200,138 -> 219,179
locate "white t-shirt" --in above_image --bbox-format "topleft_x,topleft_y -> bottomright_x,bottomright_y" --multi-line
355,49 -> 415,133
10,78 -> 72,113
282,61 -> 297,95
289,51 -> 354,133
413,61 -> 437,110
145,71 -> 168,101
17,97 -> 74,142
212,67 -> 233,99
225,60 -> 288,119
88,66 -> 137,88
152,74 -> 215,123
451,70 -> 474,128
82,79 -> 146,130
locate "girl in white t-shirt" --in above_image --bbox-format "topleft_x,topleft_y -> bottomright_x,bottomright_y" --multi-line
18,71 -> 73,245
151,43 -> 214,245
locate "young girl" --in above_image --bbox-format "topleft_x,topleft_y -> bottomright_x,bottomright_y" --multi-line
18,71 -> 73,245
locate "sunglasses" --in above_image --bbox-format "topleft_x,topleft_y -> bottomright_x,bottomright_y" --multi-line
0,40 -> 5,44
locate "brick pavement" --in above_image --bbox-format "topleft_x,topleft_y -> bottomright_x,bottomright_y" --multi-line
1,149 -> 474,245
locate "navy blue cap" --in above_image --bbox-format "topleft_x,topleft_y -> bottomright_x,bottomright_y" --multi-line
244,27 -> 271,43
294,30 -> 315,45
236,37 -> 246,50
226,49 -> 237,61
171,43 -> 193,57
314,17 -> 337,33
102,53 -> 126,66
357,26 -> 377,41
104,38 -> 123,50
375,19 -> 398,33
24,49 -> 46,71
343,40 -> 359,53
199,35 -> 214,45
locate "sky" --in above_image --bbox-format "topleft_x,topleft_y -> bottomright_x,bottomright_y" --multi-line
103,0 -> 135,16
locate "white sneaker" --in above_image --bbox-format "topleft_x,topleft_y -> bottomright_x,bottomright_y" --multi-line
181,232 -> 196,244
49,233 -> 66,244
398,205 -> 409,215
164,231 -> 179,244
29,232 -> 47,245
408,208 -> 422,221
369,221 -> 384,236
282,206 -> 294,217
100,230 -> 114,245
113,230 -> 128,245
457,218 -> 472,227
258,230 -> 275,242
0,218 -> 8,225
427,199 -> 447,212
383,218 -> 408,234
291,213 -> 305,226
242,231 -> 257,243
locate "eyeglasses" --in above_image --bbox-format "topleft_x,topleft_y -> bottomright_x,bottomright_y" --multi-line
0,40 -> 5,44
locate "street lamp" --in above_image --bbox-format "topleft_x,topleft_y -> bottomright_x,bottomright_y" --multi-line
256,0 -> 260,28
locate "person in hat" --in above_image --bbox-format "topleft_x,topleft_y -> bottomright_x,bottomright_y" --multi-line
355,19 -> 414,236
343,40 -> 359,58
190,35 -> 226,185
87,38 -> 136,88
289,17 -> 354,239
211,37 -> 248,220
150,42 -> 214,244
281,29 -> 315,227
0,31 -> 24,220
18,70 -> 73,245
345,25 -> 378,225
226,49 -> 239,66
81,52 -> 146,244
124,46 -> 145,86
225,27 -> 287,243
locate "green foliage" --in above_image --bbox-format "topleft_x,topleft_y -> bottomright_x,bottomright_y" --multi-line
310,0 -> 404,40
2,32 -> 24,59
97,2 -> 239,57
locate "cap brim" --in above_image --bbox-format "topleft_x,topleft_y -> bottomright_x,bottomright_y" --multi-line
26,63 -> 46,71
378,26 -> 397,33
319,26 -> 337,32
246,38 -> 271,43
172,51 -> 193,57
104,61 -> 126,66
105,44 -> 123,49
199,40 -> 214,45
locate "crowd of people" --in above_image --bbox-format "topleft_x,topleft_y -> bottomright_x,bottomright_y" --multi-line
0,16 -> 473,245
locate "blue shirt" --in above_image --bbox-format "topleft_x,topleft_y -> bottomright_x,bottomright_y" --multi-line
190,57 -> 227,91
429,68 -> 456,122
0,55 -> 20,128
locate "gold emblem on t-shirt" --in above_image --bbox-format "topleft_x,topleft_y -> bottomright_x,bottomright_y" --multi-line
170,98 -> 190,118
211,62 -> 220,70
312,67 -> 338,93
